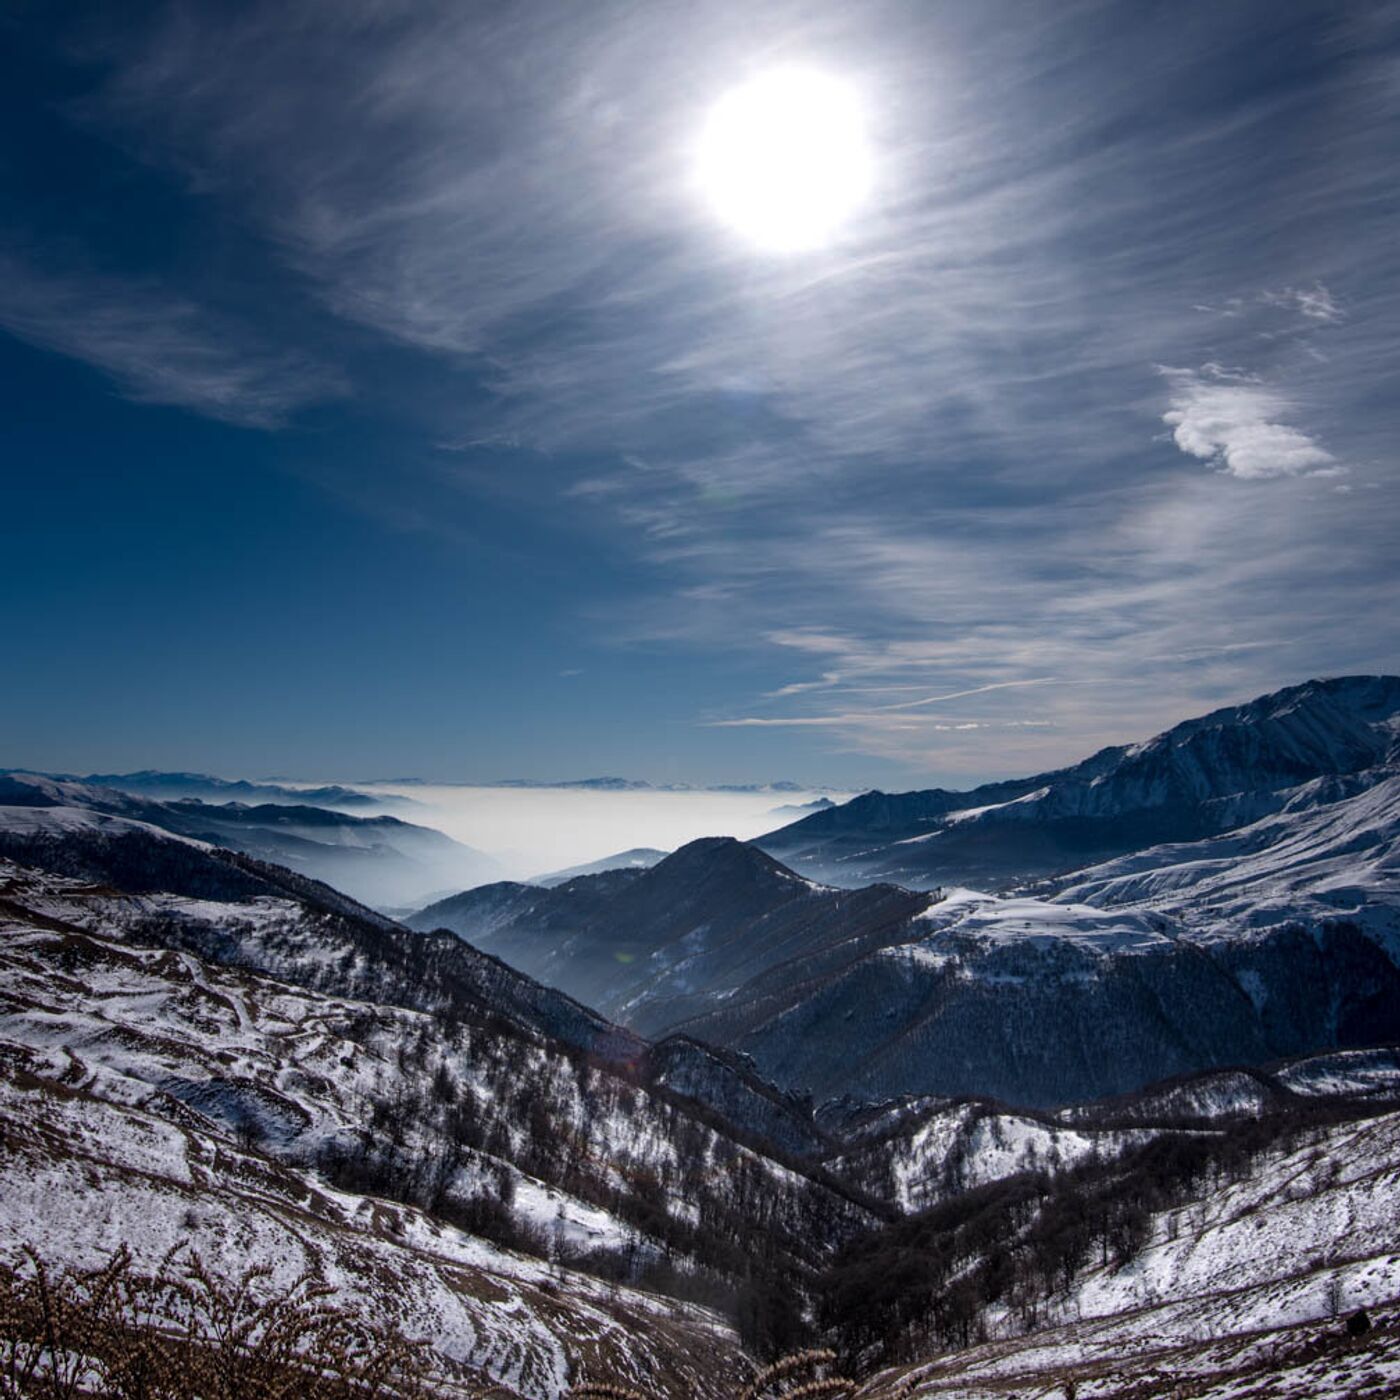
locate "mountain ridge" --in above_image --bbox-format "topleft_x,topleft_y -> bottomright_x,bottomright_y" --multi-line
408,836 -> 935,1037
757,674 -> 1400,888
411,676 -> 1400,1107
0,770 -> 498,906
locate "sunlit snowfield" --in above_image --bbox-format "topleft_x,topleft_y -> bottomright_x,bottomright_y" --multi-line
354,783 -> 849,883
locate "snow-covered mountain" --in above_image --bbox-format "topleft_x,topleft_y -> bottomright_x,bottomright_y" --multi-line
4,785 -> 1400,1396
849,1106 -> 1400,1398
50,768 -> 409,810
679,744 -> 1400,1104
0,770 -> 498,907
0,813 -> 892,1361
0,861 -> 751,1397
758,675 -> 1400,889
674,881 -> 1400,1105
1048,766 -> 1400,958
409,810 -> 1400,1106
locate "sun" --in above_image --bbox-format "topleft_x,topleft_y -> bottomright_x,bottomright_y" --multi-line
695,68 -> 873,253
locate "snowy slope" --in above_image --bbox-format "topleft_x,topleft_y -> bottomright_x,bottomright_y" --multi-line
673,871 -> 1400,1105
0,771 -> 499,907
830,1101 -> 1157,1213
0,852 -> 921,1396
4,808 -> 1400,1397
665,692 -> 1400,1107
864,1111 -> 1400,1400
0,1053 -> 743,1400
1052,767 -> 1400,961
906,887 -> 1175,956
0,847 -> 877,1249
1278,1045 -> 1400,1100
0,864 -> 757,1397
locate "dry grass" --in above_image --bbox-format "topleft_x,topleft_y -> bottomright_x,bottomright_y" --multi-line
0,1246 -> 425,1400
571,1347 -> 854,1400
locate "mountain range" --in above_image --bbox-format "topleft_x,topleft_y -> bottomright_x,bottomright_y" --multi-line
5,674 -> 1400,1396
0,771 -> 497,906
21,767 -> 410,810
757,675 -> 1400,888
3,783 -> 1398,1395
411,676 -> 1400,1106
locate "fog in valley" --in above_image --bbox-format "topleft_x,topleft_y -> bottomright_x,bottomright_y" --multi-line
353,783 -> 848,890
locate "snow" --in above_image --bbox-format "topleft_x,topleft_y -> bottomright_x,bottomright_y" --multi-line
8,697 -> 1400,1399
886,791 -> 1054,845
867,1110 -> 1400,1400
0,802 -> 210,848
836,1101 -> 1154,1213
1278,1046 -> 1400,1099
1051,770 -> 1400,961
861,763 -> 1400,1009
0,1070 -> 728,1399
1084,1069 -> 1277,1123
909,888 -> 1176,957
940,787 -> 1052,826
0,862 -> 749,1398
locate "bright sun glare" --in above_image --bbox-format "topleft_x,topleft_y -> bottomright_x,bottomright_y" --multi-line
695,68 -> 872,253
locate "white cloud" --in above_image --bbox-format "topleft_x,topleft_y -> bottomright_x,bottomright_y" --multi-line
706,712 -> 1053,731
763,672 -> 843,699
1198,284 -> 1344,325
765,630 -> 863,656
1161,367 -> 1337,480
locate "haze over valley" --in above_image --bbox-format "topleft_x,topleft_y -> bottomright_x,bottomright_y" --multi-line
355,781 -> 851,889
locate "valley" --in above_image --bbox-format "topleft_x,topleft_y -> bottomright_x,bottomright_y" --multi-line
4,676 -> 1400,1397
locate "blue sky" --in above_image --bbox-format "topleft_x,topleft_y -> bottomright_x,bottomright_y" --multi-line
2,0 -> 1397,788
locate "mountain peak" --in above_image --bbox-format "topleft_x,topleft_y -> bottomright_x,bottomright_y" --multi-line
650,835 -> 804,888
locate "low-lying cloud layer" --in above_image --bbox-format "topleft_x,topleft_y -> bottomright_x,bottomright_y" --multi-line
362,783 -> 847,885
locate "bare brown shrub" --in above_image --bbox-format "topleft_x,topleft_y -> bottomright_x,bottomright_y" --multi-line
568,1347 -> 853,1400
0,1246 -> 424,1400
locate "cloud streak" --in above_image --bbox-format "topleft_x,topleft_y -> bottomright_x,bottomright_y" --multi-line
6,0 -> 1396,781
0,253 -> 342,427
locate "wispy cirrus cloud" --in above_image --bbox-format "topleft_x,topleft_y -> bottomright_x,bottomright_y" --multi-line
7,0 -> 1396,782
1195,283 -> 1345,325
717,676 -> 1057,729
709,712 -> 1055,731
77,0 -> 1394,495
0,254 -> 342,427
678,452 -> 1394,772
1262,284 -> 1345,323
